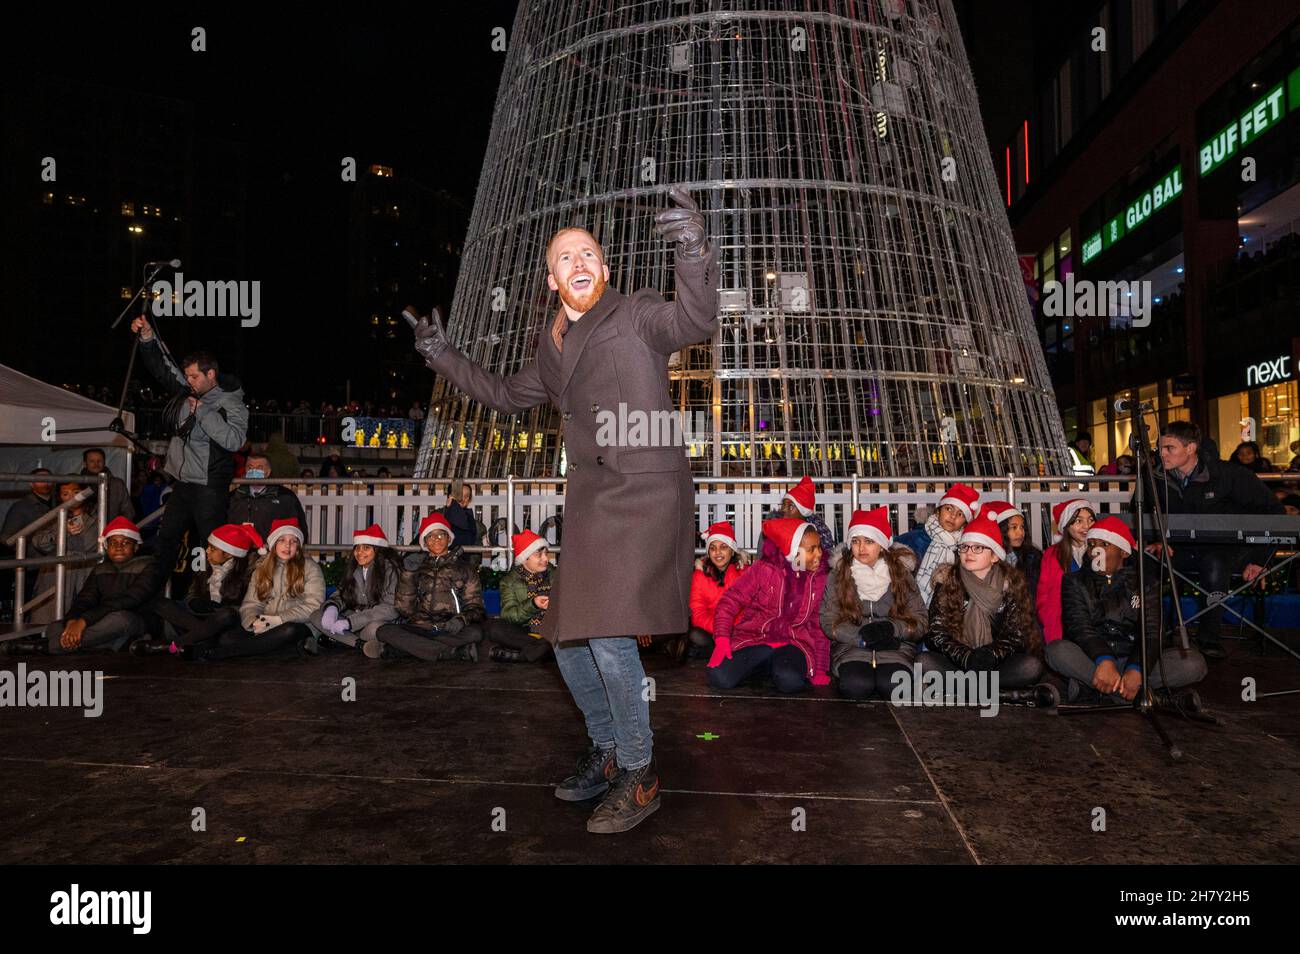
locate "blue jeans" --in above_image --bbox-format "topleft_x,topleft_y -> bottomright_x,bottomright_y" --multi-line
554,637 -> 653,771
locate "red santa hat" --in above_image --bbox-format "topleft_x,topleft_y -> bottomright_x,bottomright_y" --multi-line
1052,498 -> 1093,532
1086,516 -> 1135,556
783,476 -> 816,516
208,523 -> 265,558
101,516 -> 142,544
512,530 -> 548,565
266,518 -> 304,547
846,507 -> 892,549
959,514 -> 1006,561
938,483 -> 980,522
703,521 -> 738,552
353,523 -> 390,548
979,500 -> 1020,524
417,513 -> 453,547
763,517 -> 814,566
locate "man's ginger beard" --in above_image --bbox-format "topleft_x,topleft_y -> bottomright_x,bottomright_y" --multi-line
554,268 -> 608,314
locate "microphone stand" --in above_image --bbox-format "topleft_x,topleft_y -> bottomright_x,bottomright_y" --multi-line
60,262 -> 175,458
1059,403 -> 1219,760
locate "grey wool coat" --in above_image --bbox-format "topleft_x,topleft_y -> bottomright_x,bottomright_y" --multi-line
426,248 -> 720,643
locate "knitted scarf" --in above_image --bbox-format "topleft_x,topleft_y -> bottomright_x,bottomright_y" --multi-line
522,567 -> 553,630
850,556 -> 891,603
916,514 -> 960,603
958,562 -> 1005,649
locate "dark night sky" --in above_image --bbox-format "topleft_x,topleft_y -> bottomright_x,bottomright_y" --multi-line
2,1 -> 1038,402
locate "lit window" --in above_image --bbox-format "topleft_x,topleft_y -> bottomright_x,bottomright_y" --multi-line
42,192 -> 54,205
369,164 -> 394,177
120,287 -> 132,299
121,202 -> 134,216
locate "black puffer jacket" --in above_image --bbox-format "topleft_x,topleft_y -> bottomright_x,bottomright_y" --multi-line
395,547 -> 485,629
1060,564 -> 1160,668
66,554 -> 161,625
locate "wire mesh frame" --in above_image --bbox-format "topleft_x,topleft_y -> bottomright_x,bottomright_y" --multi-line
416,0 -> 1069,480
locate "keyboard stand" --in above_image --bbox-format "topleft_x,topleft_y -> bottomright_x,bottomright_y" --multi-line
1144,548 -> 1300,698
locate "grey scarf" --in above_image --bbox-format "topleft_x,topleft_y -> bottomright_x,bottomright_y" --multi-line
958,562 -> 1005,649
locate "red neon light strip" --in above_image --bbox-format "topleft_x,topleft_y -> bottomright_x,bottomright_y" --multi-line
1023,120 -> 1029,184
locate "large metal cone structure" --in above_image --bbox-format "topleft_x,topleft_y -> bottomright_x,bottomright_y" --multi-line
416,0 -> 1069,479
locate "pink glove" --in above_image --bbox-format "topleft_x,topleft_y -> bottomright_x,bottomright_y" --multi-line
811,671 -> 831,686
707,637 -> 733,669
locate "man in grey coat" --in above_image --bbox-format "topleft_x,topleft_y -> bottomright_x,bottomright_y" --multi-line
408,187 -> 718,834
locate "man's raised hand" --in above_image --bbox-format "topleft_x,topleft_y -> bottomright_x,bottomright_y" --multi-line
130,316 -> 155,341
404,305 -> 451,366
654,186 -> 707,256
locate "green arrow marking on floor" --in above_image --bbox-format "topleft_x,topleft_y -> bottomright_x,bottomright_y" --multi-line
697,732 -> 720,741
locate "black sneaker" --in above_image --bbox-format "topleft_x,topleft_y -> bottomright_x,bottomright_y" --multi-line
449,643 -> 478,663
489,645 -> 525,663
554,745 -> 619,802
586,761 -> 661,834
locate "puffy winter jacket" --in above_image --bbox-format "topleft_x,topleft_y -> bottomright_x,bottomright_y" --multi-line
819,547 -> 927,673
395,547 -> 485,629
1060,564 -> 1160,671
712,536 -> 830,680
924,565 -> 1032,670
689,562 -> 745,632
1036,548 -> 1082,644
227,484 -> 308,543
239,557 -> 326,629
499,564 -> 556,629
66,554 -> 161,626
312,562 -> 399,633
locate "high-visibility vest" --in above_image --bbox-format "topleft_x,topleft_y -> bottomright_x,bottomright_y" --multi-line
1068,445 -> 1096,476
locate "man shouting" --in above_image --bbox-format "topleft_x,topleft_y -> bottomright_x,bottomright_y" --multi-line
407,188 -> 718,834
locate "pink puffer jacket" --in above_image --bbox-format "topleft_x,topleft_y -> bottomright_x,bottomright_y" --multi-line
712,537 -> 830,679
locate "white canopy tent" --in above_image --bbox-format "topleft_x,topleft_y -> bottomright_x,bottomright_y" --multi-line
0,363 -> 135,525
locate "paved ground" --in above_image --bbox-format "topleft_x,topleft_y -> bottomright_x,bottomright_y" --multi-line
2,633 -> 1298,864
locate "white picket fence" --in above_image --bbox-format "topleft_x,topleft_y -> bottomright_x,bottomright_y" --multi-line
270,475 -> 1138,558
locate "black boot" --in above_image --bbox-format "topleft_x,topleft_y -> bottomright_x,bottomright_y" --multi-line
554,745 -> 620,802
297,634 -> 320,656
449,642 -> 478,663
663,634 -> 690,663
489,645 -> 525,663
129,639 -> 172,657
2,637 -> 46,656
586,760 -> 661,834
999,683 -> 1060,710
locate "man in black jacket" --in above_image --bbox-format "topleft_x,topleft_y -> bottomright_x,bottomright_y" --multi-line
1133,421 -> 1284,659
227,452 -> 307,542
1052,517 -> 1206,702
41,517 -> 162,655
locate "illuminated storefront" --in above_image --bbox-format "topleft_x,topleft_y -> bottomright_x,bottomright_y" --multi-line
1208,346 -> 1300,466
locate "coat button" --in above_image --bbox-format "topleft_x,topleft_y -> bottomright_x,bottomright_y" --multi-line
596,456 -> 604,465
590,403 -> 600,413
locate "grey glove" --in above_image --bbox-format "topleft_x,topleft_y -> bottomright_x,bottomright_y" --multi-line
438,616 -> 466,636
654,187 -> 707,257
404,305 -> 450,365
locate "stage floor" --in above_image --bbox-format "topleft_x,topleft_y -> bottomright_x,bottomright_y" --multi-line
2,635 -> 1298,864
